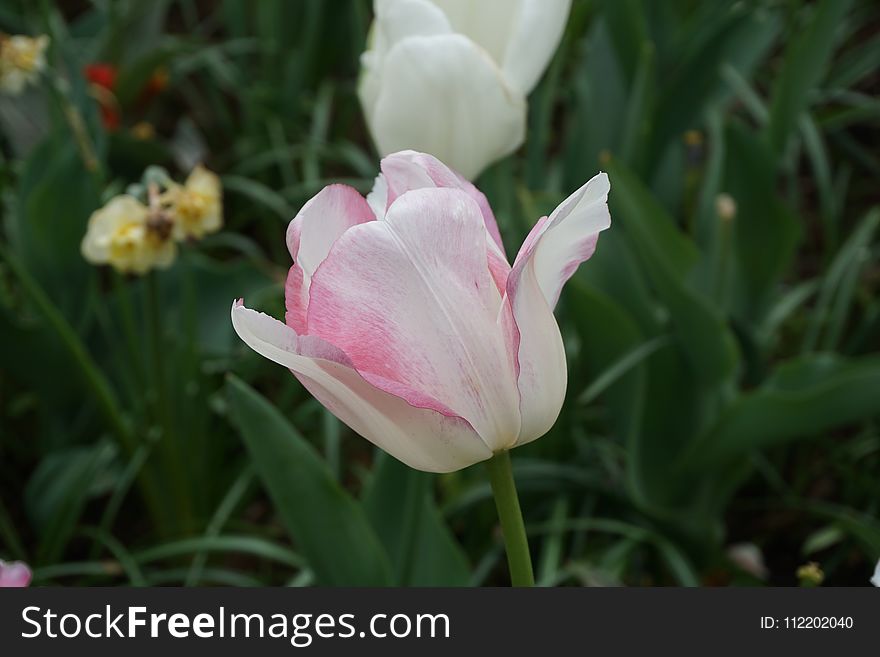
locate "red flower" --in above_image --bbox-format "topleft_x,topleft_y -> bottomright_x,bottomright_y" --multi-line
84,62 -> 117,90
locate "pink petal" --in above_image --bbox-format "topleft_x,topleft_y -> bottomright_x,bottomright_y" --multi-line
286,184 -> 376,269
284,264 -> 308,333
0,560 -> 32,587
307,187 -> 521,450
231,302 -> 492,472
506,172 -> 611,444
378,150 -> 508,259
284,184 -> 375,332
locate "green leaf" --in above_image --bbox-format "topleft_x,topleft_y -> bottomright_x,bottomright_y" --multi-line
802,208 -> 879,352
605,158 -> 738,386
688,354 -> 880,465
599,0 -> 648,83
13,138 -> 101,319
26,442 -> 116,564
226,375 -> 392,585
568,283 -> 695,511
722,122 -> 801,319
766,0 -> 853,153
135,535 -> 304,569
362,453 -> 470,586
222,174 -> 294,220
648,6 -> 778,166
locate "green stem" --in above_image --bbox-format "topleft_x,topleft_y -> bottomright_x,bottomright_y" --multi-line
485,451 -> 534,587
397,470 -> 427,585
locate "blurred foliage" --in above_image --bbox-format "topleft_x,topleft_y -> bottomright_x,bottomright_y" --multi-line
0,0 -> 878,587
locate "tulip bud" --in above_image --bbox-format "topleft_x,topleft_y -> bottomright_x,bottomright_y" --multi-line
0,559 -> 32,587
715,193 -> 737,221
358,0 -> 570,180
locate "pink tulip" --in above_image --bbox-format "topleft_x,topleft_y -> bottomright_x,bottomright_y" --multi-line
0,559 -> 32,587
232,150 -> 610,472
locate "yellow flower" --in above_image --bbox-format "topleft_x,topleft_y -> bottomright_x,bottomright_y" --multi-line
0,34 -> 49,95
81,195 -> 176,275
166,165 -> 222,240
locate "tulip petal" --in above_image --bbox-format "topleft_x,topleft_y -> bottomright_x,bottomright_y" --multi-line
378,150 -> 507,257
308,187 -> 521,449
374,0 -> 452,48
359,0 -> 454,140
286,184 -> 376,275
512,172 -> 611,309
363,33 -> 526,181
284,184 -> 375,332
500,0 -> 571,94
506,172 -> 611,444
429,0 -> 521,67
232,302 -> 492,472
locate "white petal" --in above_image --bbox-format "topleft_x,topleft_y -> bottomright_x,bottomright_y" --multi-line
514,172 -> 611,309
360,0 -> 452,123
505,172 -> 611,444
500,0 -> 571,94
231,302 -> 492,473
428,0 -> 521,66
375,0 -> 452,49
366,173 -> 389,220
361,34 -> 526,180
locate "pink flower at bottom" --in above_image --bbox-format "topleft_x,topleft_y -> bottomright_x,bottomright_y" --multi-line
0,560 -> 32,587
232,150 -> 611,472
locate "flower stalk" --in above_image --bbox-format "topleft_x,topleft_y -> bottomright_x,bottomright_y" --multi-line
485,451 -> 534,587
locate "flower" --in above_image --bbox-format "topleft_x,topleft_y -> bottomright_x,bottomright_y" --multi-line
232,150 -> 610,472
726,543 -> 768,580
872,559 -> 879,587
358,0 -> 570,180
715,193 -> 737,221
796,561 -> 824,587
166,165 -> 223,240
84,63 -> 121,130
0,34 -> 49,95
0,559 -> 32,587
83,62 -> 169,130
81,195 -> 176,274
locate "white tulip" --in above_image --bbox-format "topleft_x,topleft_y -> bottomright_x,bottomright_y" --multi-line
359,0 -> 571,180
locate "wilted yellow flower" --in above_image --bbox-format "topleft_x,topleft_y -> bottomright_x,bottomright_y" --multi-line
0,34 -> 49,95
81,195 -> 176,275
165,165 -> 222,240
796,561 -> 824,587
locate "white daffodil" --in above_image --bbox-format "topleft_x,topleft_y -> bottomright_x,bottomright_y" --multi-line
165,165 -> 223,240
81,195 -> 176,275
0,34 -> 49,95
